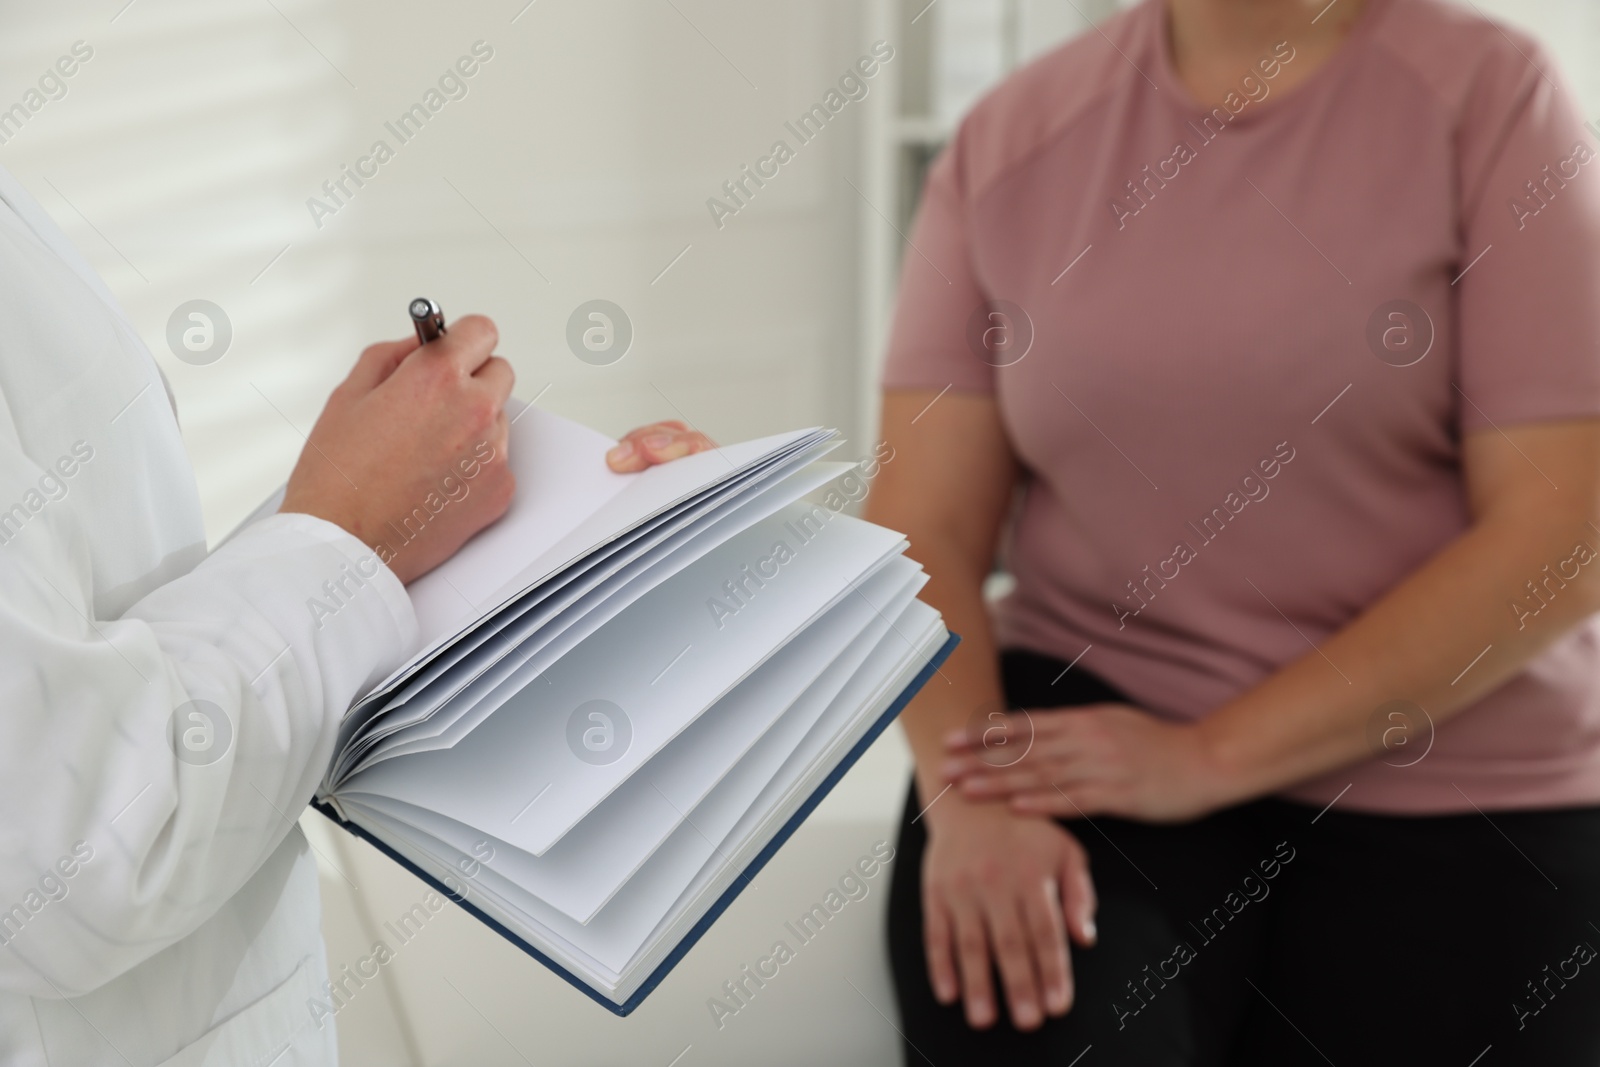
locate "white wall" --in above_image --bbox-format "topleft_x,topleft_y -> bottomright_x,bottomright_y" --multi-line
1476,0 -> 1600,112
0,0 -> 884,539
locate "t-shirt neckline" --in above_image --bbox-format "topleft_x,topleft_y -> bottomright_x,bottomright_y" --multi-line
1145,0 -> 1393,126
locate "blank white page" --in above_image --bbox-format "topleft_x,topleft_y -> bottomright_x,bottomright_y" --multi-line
606,602 -> 945,971
332,603 -> 945,987
491,426 -> 825,610
351,458 -> 857,769
341,507 -> 905,855
533,604 -> 945,974
343,560 -> 924,924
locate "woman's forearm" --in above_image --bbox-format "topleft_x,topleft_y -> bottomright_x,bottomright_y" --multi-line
1200,501 -> 1600,802
868,389 -> 1022,818
898,535 -> 1009,807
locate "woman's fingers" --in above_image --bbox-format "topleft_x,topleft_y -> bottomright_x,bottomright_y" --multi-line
1011,783 -> 1124,819
982,888 -> 1046,1030
950,898 -> 998,1029
1023,877 -> 1073,1016
954,767 -> 1051,797
922,888 -> 960,1006
942,710 -> 1116,800
1009,790 -> 1080,816
942,736 -> 1071,781
944,746 -> 1101,795
1059,836 -> 1098,948
921,812 -> 1093,1034
944,707 -> 1114,749
943,718 -> 1088,779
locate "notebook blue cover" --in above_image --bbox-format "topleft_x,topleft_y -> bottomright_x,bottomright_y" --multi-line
312,630 -> 959,1017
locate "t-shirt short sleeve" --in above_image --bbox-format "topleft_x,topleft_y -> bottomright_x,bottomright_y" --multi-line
1455,40 -> 1600,433
880,127 -> 997,395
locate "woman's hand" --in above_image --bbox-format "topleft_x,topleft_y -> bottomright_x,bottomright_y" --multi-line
605,420 -> 715,472
942,704 -> 1233,823
920,799 -> 1097,1031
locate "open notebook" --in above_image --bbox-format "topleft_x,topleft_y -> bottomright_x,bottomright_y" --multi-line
289,406 -> 953,1014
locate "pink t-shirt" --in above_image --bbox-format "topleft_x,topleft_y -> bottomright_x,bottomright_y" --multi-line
883,0 -> 1600,813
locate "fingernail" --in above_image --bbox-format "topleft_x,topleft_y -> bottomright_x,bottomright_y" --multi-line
1084,918 -> 1098,944
940,760 -> 964,779
944,728 -> 967,747
606,441 -> 634,464
971,998 -> 993,1026
643,433 -> 673,450
1014,1001 -> 1041,1029
1046,984 -> 1069,1014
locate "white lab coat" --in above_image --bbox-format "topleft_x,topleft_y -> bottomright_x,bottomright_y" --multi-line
0,166 -> 417,1065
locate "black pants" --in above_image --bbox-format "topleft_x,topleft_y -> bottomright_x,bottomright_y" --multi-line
887,649 -> 1600,1066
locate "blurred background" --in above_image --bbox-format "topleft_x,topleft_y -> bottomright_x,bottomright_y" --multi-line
1,0 -> 1596,1062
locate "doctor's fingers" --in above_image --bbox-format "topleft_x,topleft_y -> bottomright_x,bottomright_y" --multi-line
344,337 -> 420,393
457,359 -> 514,462
483,408 -> 511,466
618,419 -> 691,441
607,423 -> 716,472
470,355 -> 515,405
476,408 -> 515,509
420,313 -> 499,377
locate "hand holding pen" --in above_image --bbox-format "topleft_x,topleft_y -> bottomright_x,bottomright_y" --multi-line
277,299 -> 516,584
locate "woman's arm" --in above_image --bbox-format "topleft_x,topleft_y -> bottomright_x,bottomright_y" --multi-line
869,388 -> 1097,1032
1202,418 -> 1600,802
870,391 -> 1017,796
949,419 -> 1600,818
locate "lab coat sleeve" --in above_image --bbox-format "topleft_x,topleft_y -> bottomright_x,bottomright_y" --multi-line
0,436 -> 417,998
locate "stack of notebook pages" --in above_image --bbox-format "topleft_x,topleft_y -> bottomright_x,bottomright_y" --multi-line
305,406 -> 954,1013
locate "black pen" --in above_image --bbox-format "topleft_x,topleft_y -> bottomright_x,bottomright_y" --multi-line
410,297 -> 445,344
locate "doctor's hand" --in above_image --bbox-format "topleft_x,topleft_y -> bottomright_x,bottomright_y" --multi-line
942,705 -> 1231,823
280,315 -> 515,585
605,420 -> 715,472
920,798 -> 1096,1031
